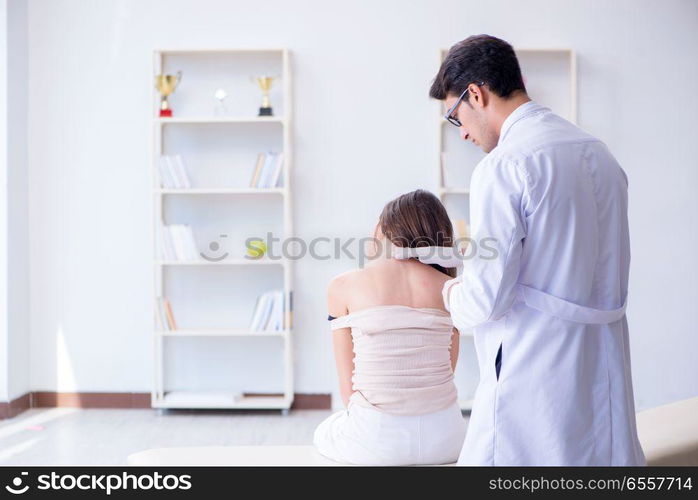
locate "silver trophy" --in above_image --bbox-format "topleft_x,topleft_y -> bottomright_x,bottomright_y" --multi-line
213,88 -> 229,116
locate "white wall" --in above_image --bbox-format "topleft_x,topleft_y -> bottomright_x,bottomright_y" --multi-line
0,0 -> 8,402
25,0 -> 698,410
0,0 -> 30,403
7,0 -> 30,401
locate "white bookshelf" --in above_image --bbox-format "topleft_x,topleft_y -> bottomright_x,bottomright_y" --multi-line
437,48 -> 577,412
151,48 -> 294,412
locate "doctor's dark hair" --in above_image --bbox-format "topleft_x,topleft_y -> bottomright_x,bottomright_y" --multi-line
378,189 -> 457,278
429,34 -> 526,100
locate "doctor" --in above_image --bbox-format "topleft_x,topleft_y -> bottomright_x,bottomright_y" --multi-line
429,35 -> 646,465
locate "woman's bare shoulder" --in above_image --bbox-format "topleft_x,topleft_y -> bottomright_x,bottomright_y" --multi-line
327,268 -> 369,304
328,268 -> 363,292
327,269 -> 366,319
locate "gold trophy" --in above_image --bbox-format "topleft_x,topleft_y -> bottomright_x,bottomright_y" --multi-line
253,76 -> 277,116
154,71 -> 182,117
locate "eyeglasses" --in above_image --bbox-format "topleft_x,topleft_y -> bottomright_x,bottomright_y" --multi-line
444,82 -> 485,127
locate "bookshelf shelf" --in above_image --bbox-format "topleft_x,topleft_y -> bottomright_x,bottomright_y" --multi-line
436,47 -> 576,413
155,48 -> 287,55
157,329 -> 289,338
439,188 -> 470,195
156,188 -> 285,195
155,116 -> 285,124
156,259 -> 287,267
152,48 -> 294,411
153,392 -> 292,410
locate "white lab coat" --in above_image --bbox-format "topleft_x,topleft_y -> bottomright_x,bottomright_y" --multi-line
444,101 -> 646,466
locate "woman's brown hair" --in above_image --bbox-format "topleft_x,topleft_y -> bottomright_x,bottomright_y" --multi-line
378,189 -> 457,277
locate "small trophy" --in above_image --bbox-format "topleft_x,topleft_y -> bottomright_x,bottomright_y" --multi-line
154,71 -> 182,117
213,88 -> 229,116
253,76 -> 277,116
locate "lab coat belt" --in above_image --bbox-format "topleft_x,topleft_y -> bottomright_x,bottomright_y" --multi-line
517,284 -> 627,324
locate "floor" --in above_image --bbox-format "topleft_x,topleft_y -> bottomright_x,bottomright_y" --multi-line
0,408 -> 335,465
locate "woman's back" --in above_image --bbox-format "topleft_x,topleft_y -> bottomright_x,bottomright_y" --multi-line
329,257 -> 458,416
336,257 -> 451,314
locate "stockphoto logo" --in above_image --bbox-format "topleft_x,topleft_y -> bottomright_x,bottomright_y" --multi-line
4,471 -> 192,495
5,472 -> 29,494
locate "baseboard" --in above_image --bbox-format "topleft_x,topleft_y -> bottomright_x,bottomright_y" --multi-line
0,392 -> 32,419
1,391 -> 331,419
290,393 -> 332,410
32,392 -> 151,409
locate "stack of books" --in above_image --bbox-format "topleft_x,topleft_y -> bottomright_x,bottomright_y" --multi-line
158,155 -> 192,189
249,289 -> 287,332
249,152 -> 284,188
155,297 -> 177,330
160,224 -> 199,261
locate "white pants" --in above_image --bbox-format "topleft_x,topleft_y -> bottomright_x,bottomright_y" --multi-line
313,400 -> 466,466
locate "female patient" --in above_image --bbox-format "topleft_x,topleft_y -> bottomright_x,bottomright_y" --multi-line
313,189 -> 466,466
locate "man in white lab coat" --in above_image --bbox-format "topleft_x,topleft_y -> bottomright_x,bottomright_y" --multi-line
429,35 -> 646,465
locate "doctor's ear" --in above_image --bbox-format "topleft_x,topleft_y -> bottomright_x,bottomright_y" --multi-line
469,84 -> 487,109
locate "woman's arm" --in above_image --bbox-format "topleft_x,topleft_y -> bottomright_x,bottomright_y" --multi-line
450,327 -> 460,372
332,329 -> 354,407
328,275 -> 354,408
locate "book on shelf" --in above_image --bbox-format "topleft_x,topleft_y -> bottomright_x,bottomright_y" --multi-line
249,289 -> 289,332
158,154 -> 192,189
285,290 -> 293,329
249,152 -> 284,189
156,297 -> 177,330
160,224 -> 199,261
249,153 -> 265,187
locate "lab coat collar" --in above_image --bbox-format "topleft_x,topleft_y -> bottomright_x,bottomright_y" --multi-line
497,100 -> 548,146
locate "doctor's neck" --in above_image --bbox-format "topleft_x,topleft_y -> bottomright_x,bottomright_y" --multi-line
490,91 -> 531,142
